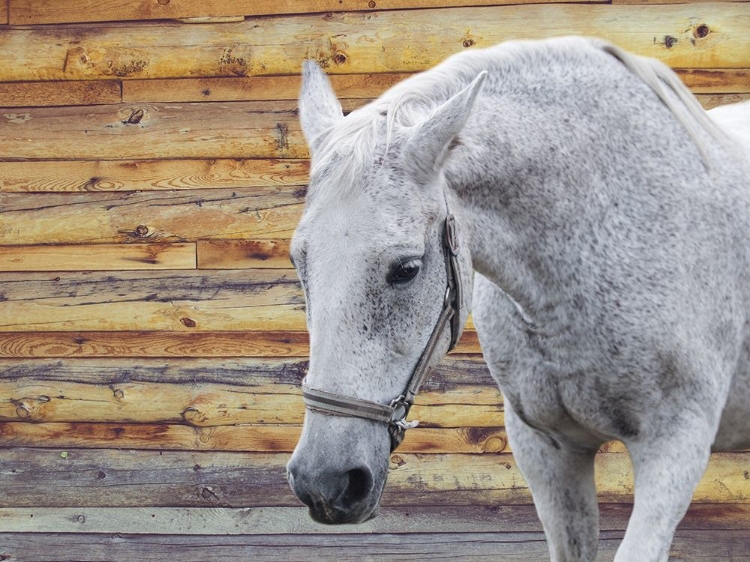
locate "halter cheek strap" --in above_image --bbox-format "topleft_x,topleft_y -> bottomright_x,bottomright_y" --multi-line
301,212 -> 463,451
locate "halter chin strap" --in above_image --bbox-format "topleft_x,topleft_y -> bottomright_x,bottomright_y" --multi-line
302,212 -> 463,451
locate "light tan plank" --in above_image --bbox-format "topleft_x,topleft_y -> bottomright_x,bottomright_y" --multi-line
1,5 -> 749,81
8,0 -> 605,25
0,80 -> 120,108
0,330 -> 482,357
0,356 -> 497,426
0,380 -> 501,427
1,448 -> 748,506
0,422 -> 508,454
0,101 -> 312,160
614,0 -> 748,4
0,243 -> 196,271
0,270 -> 306,332
123,73 -> 405,102
125,69 -> 750,104
696,93 -> 750,110
0,188 -> 303,244
197,239 -> 291,269
0,159 -> 310,193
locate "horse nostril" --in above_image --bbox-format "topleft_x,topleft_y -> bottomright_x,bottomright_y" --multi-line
342,467 -> 373,505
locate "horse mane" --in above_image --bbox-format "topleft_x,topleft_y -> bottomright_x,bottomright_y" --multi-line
311,37 -> 724,182
591,40 -> 727,167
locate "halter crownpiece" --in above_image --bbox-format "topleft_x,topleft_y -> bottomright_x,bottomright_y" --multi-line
302,212 -> 463,451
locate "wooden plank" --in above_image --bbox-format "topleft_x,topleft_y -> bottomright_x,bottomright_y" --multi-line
1,504 -> 748,535
677,68 -> 750,94
696,93 -> 750,110
0,159 -> 310,193
0,357 -> 501,427
0,0 -> 5,25
0,422 -> 509,454
0,187 -> 304,245
125,70 -> 750,105
614,0 -> 749,4
0,270 -> 476,334
3,530 -> 750,562
0,243 -> 196,271
0,80 -> 120,108
0,269 -> 305,332
197,239 -> 291,269
0,101 -> 314,160
1,5 -> 750,81
123,73 -> 405,103
9,0 -> 606,25
0,448 -> 748,507
0,92 -> 737,164
0,330 -> 483,357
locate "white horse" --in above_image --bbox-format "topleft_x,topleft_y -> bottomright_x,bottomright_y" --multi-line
286,36 -> 750,561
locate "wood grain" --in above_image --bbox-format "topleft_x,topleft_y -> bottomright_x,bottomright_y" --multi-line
1,5 -> 749,82
0,330 -> 483,357
197,239 -> 292,269
1,448 -> 748,507
123,70 -> 750,105
123,73 -> 405,103
0,80 -> 121,107
0,187 -> 304,245
0,159 -> 309,192
677,68 -> 750,94
0,0 -> 5,25
0,268 -> 476,332
0,101 -> 313,160
695,93 -> 750,110
0,243 -> 196,271
8,0 -> 604,25
2,504 -> 748,535
0,356 -> 501,427
0,422 -> 509,454
3,529 -> 750,562
0,269 -> 306,332
0,93 -> 735,163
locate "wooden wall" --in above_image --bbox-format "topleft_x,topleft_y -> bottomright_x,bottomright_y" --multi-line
1,1 -> 749,560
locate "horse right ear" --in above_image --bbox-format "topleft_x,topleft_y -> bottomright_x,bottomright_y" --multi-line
299,60 -> 344,155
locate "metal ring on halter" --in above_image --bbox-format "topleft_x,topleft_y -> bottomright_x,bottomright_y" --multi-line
301,211 -> 463,452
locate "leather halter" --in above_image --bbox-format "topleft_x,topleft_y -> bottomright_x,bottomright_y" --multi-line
301,212 -> 463,451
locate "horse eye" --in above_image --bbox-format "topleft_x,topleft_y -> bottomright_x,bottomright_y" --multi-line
388,259 -> 421,285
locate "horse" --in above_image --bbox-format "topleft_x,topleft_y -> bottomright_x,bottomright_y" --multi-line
286,36 -> 750,561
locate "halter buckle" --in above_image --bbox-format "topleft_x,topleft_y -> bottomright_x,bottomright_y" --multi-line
389,395 -> 412,424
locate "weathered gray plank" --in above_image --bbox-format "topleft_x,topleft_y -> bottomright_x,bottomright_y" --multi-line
1,530 -> 749,561
1,504 -> 748,535
0,448 -> 748,508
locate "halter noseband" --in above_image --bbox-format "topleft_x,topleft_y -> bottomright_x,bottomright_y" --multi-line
301,212 -> 463,451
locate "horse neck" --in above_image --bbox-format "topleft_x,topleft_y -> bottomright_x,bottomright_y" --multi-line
443,51 -> 707,324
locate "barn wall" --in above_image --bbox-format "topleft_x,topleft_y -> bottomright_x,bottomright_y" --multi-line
0,1 -> 749,560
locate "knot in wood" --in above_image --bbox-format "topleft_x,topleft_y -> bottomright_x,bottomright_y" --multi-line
695,24 -> 710,39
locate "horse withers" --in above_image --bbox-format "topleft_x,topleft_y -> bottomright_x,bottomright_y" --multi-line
286,37 -> 750,561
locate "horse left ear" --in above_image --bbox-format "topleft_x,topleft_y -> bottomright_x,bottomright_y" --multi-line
405,71 -> 488,180
299,60 -> 344,155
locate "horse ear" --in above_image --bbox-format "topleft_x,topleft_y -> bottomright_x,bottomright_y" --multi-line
299,60 -> 344,154
405,71 -> 488,180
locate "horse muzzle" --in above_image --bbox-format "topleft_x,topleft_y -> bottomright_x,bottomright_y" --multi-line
287,461 -> 379,524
